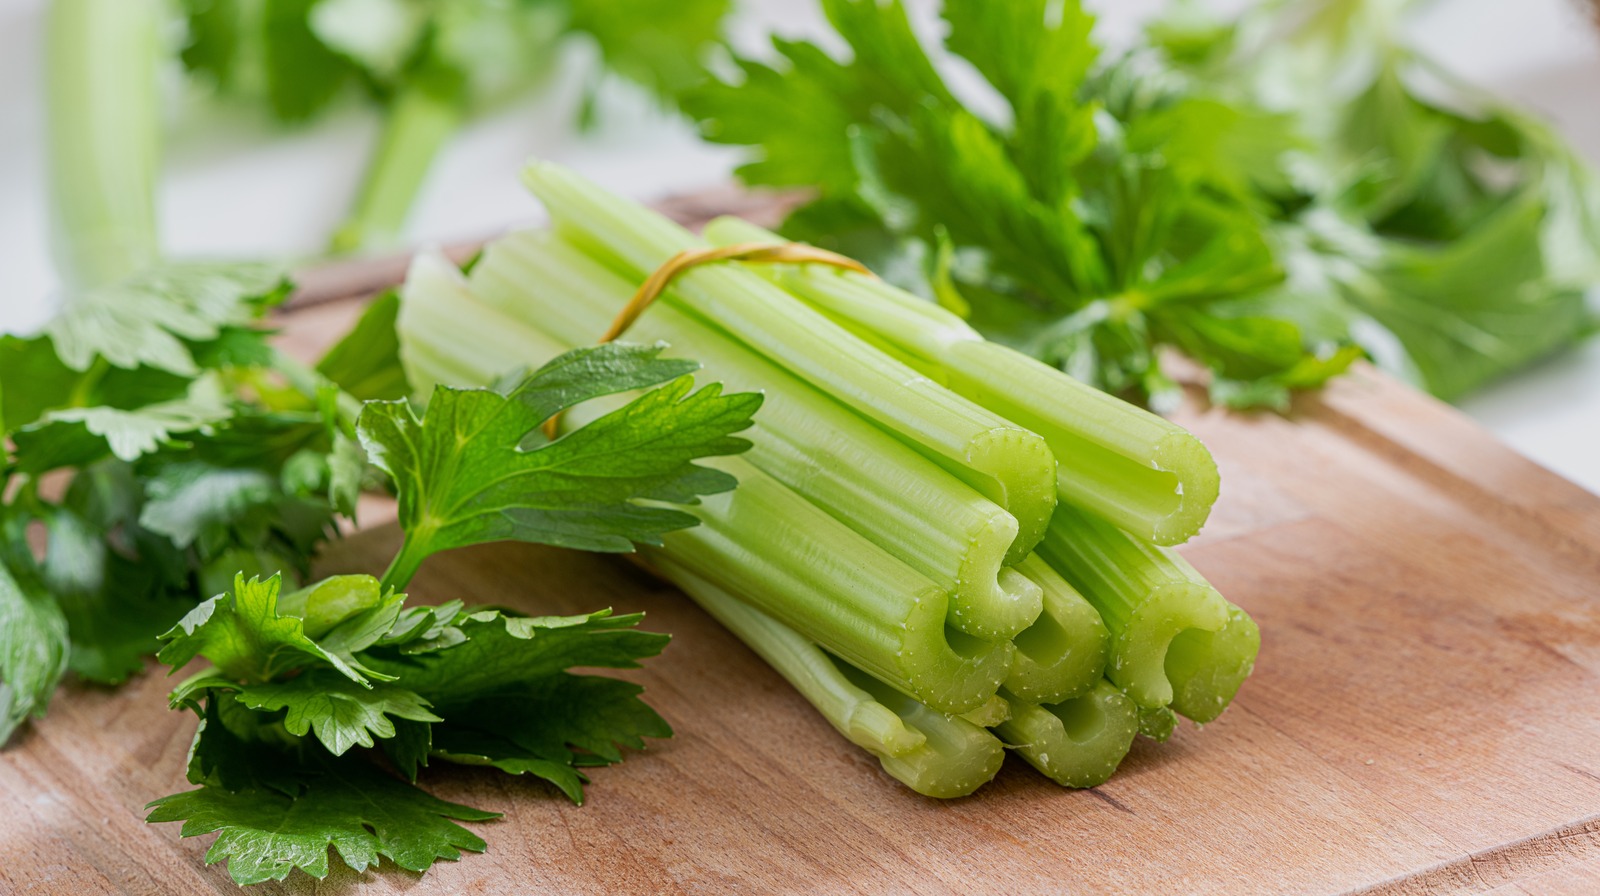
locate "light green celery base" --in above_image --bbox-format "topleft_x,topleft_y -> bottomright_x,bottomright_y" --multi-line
832,658 -> 1006,798
520,162 -> 1058,565
464,230 -> 1042,642
1004,555 -> 1109,705
656,553 -> 1004,799
398,255 -> 1011,713
1038,505 -> 1239,711
46,0 -> 162,287
995,681 -> 1139,789
701,216 -> 1219,547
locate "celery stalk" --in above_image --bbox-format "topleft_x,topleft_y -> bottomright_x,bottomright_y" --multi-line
702,217 -> 1220,546
994,681 -> 1139,789
329,85 -> 461,255
1003,555 -> 1109,705
659,561 -> 1004,798
464,230 -> 1043,641
46,0 -> 162,288
398,254 -> 1013,714
520,162 -> 1058,564
1038,505 -> 1258,718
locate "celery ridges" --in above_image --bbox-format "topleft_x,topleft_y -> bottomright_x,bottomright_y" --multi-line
521,162 -> 1058,565
702,217 -> 1220,546
464,232 -> 1043,641
393,165 -> 1259,802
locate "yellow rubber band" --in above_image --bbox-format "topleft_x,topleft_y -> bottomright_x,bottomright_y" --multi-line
542,241 -> 872,440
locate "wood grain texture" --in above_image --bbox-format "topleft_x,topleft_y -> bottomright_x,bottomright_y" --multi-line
4,197 -> 1600,895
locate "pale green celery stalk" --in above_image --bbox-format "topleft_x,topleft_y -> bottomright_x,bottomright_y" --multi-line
1138,705 -> 1178,743
520,162 -> 1057,565
1038,505 -> 1258,720
397,254 -> 1013,714
1003,554 -> 1109,705
657,560 -> 1003,798
329,86 -> 461,255
703,217 -> 1220,547
993,680 -> 1139,789
464,230 -> 1042,641
46,0 -> 162,287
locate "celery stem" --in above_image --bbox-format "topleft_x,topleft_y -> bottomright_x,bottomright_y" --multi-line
46,0 -> 163,287
330,86 -> 460,255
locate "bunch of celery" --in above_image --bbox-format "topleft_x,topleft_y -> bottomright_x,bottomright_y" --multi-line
396,162 -> 1260,797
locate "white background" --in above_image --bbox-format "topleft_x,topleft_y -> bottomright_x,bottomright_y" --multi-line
1,0 -> 1596,493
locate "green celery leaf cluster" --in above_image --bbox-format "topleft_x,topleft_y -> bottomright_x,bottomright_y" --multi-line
684,0 -> 1599,408
175,0 -> 731,252
148,572 -> 671,885
0,269 -> 356,740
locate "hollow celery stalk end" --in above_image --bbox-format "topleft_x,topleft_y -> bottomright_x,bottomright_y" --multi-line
1148,429 -> 1222,546
995,681 -> 1140,789
1004,556 -> 1111,705
1165,603 -> 1260,723
966,426 -> 1058,566
1107,581 -> 1231,709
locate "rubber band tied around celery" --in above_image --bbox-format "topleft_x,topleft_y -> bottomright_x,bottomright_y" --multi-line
542,242 -> 871,440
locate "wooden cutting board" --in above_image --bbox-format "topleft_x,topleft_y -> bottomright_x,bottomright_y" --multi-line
4,199 -> 1600,896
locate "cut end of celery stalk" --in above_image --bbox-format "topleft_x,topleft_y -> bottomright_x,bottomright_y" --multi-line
1108,581 -> 1231,709
1146,430 -> 1222,546
961,426 -> 1058,565
834,659 -> 1006,799
1004,555 -> 1111,705
995,681 -> 1140,789
1165,603 -> 1261,723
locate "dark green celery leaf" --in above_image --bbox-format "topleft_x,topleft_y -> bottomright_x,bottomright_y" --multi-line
40,504 -> 192,684
146,755 -> 496,885
45,262 -> 285,375
157,573 -> 367,685
362,609 -> 670,803
1350,193 -> 1597,401
361,609 -> 670,706
357,343 -> 759,571
0,334 -> 80,435
315,291 -> 411,401
235,670 -> 440,756
0,531 -> 71,744
11,373 -> 234,469
431,674 -> 671,804
260,0 -> 356,122
382,718 -> 436,781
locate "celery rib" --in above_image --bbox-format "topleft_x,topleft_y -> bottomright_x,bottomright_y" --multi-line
702,216 -> 1220,546
46,0 -> 162,288
520,162 -> 1058,564
330,85 -> 461,255
1038,505 -> 1257,717
398,255 -> 1013,714
1003,555 -> 1110,705
994,681 -> 1140,789
464,231 -> 1043,642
